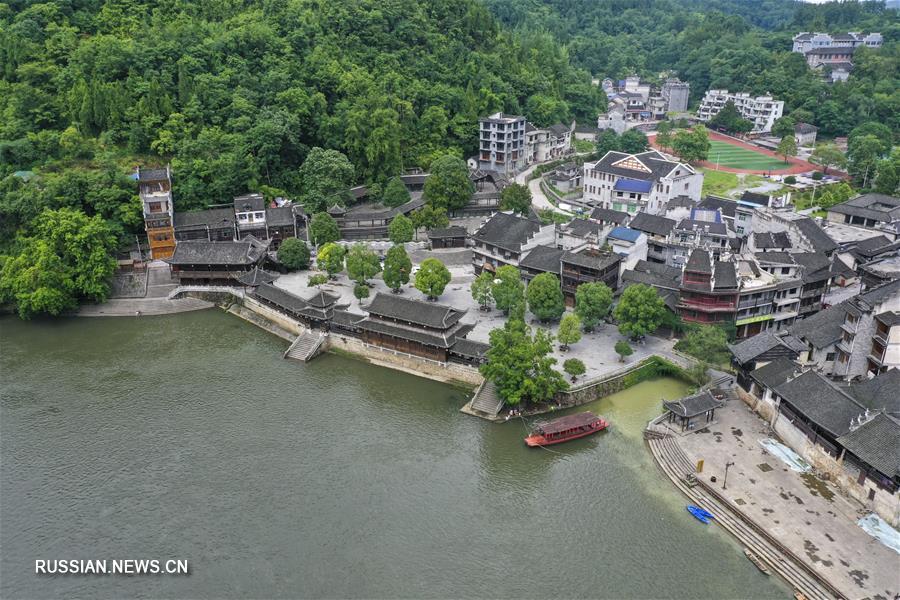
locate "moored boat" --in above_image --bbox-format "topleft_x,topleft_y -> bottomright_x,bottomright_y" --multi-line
687,505 -> 715,524
524,411 -> 609,447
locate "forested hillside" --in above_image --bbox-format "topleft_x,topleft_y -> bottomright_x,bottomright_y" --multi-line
487,0 -> 899,137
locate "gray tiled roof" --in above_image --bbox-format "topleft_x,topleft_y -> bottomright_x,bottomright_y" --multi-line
357,318 -> 456,348
795,218 -> 838,253
749,357 -> 799,390
561,249 -> 621,271
666,195 -> 696,210
774,370 -> 863,438
629,212 -> 676,237
676,219 -> 727,236
836,413 -> 900,477
848,368 -> 900,417
741,191 -> 769,206
590,207 -> 629,224
794,122 -> 817,134
236,267 -> 278,286
564,218 -> 601,238
754,251 -> 795,265
789,301 -> 846,348
698,196 -> 736,219
520,245 -> 564,274
548,123 -> 570,136
137,167 -> 168,182
753,232 -> 791,249
366,293 -> 465,329
685,249 -> 712,274
664,390 -> 724,418
591,150 -> 682,182
729,331 -> 805,364
266,206 -> 295,226
828,193 -> 900,223
450,338 -> 490,358
331,309 -> 365,328
851,235 -> 893,258
168,240 -> 266,266
253,282 -> 309,313
472,212 -> 541,252
174,208 -> 235,229
427,226 -> 467,239
233,193 -> 266,213
714,261 -> 738,289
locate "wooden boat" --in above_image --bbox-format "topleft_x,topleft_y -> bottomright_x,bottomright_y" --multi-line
744,549 -> 771,575
687,505 -> 715,524
524,411 -> 609,447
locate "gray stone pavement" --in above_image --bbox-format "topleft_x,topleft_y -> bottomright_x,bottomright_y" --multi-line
675,399 -> 898,598
276,251 -> 686,381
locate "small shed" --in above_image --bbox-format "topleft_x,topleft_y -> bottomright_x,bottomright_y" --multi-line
427,226 -> 468,249
663,390 -> 725,431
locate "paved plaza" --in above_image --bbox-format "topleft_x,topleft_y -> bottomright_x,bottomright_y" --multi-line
675,399 -> 899,598
275,248 -> 687,381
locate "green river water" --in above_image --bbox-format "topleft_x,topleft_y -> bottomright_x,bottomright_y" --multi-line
0,310 -> 786,598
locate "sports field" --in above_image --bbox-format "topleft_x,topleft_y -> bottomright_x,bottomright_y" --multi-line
708,139 -> 788,171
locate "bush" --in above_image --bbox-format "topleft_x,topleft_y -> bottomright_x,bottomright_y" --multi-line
811,171 -> 824,181
784,175 -> 797,184
307,273 -> 328,287
563,358 -> 586,382
353,283 -> 370,302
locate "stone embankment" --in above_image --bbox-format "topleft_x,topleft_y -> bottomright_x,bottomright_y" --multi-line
645,416 -> 846,600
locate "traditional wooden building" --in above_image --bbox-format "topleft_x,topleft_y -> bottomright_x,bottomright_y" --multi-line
560,248 -> 621,304
137,166 -> 176,259
663,391 -> 725,431
326,197 -> 425,240
427,226 -> 468,249
265,206 -> 298,249
677,249 -> 739,325
356,293 -> 478,362
166,237 -> 268,284
174,208 -> 236,242
252,283 -> 347,329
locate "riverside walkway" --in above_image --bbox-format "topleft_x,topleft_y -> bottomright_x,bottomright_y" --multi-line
646,397 -> 898,599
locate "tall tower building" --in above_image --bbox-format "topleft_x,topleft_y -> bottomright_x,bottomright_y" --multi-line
477,112 -> 526,176
137,165 -> 176,260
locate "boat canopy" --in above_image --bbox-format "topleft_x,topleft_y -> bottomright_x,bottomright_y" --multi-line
534,412 -> 599,435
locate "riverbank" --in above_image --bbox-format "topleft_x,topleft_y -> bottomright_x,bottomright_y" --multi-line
646,396 -> 898,599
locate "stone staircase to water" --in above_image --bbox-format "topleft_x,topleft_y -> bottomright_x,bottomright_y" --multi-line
470,380 -> 504,418
645,420 -> 845,600
284,330 -> 326,362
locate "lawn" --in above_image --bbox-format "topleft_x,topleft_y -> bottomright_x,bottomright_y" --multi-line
708,140 -> 790,171
700,168 -> 738,197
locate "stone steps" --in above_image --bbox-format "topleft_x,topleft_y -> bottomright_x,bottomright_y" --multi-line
647,431 -> 842,600
284,330 -> 326,362
470,380 -> 504,417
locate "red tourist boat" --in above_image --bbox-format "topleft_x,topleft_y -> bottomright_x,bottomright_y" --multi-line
524,411 -> 609,447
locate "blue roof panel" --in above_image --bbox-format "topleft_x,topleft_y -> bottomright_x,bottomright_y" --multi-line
608,226 -> 643,243
614,179 -> 653,193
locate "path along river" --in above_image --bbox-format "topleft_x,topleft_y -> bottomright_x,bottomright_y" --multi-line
0,310 -> 786,598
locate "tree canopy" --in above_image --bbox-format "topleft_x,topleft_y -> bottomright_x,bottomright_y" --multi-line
526,272 -> 565,322
309,212 -> 341,246
499,183 -> 532,216
613,284 -> 667,339
414,257 -> 451,300
574,282 -> 613,331
277,238 -> 310,271
383,244 -> 412,292
388,214 -> 415,244
423,155 -> 474,212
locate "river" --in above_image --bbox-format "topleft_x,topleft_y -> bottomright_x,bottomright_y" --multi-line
0,310 -> 786,598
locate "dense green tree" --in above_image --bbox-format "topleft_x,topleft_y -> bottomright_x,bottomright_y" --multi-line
874,149 -> 900,195
277,238 -> 310,271
423,155 -> 474,212
410,205 -> 449,232
672,126 -> 710,163
492,265 -> 525,315
655,122 -> 673,150
308,212 -> 341,246
414,258 -> 451,300
316,243 -> 346,279
382,176 -> 411,208
388,214 -> 414,244
620,129 -> 649,154
307,273 -> 328,287
848,134 -> 886,188
771,116 -> 796,140
499,183 -> 532,216
480,317 -> 568,406
614,340 -> 634,363
810,143 -> 847,175
470,271 -> 494,310
574,282 -> 613,332
526,272 -> 565,322
562,358 -> 586,382
345,244 -> 381,284
557,313 -> 582,351
0,208 -> 117,318
297,148 -> 356,214
709,101 -> 753,135
777,135 -> 798,164
353,283 -> 370,303
848,122 -> 893,157
613,284 -> 666,339
674,325 -> 730,365
596,129 -> 620,156
383,244 -> 412,293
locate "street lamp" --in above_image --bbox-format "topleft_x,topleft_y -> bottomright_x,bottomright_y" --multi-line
723,461 -> 735,490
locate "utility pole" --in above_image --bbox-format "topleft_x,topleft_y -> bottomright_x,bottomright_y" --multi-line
723,461 -> 735,490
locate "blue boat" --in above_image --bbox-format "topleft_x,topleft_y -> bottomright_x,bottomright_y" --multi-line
687,505 -> 714,524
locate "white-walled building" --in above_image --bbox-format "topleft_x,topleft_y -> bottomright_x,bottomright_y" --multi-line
582,150 -> 704,215
477,112 -> 526,175
606,226 -> 648,273
697,90 -> 784,133
792,32 -> 883,54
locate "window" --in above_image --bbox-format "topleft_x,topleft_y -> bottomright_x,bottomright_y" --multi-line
149,202 -> 162,212
825,352 -> 836,362
255,212 -> 264,219
781,267 -> 790,274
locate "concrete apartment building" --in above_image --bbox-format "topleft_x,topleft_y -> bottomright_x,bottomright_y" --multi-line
582,150 -> 703,215
477,112 -> 526,176
792,31 -> 883,54
660,78 -> 690,113
697,90 -> 784,133
137,166 -> 176,260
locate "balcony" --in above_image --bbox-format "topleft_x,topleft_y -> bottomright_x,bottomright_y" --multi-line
677,297 -> 737,312
836,340 -> 853,355
873,331 -> 888,346
867,347 -> 885,366
840,320 -> 858,335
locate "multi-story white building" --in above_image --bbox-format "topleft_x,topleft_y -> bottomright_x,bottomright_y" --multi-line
696,90 -> 784,133
660,78 -> 690,113
792,31 -> 883,54
582,150 -> 703,215
477,112 -> 526,175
